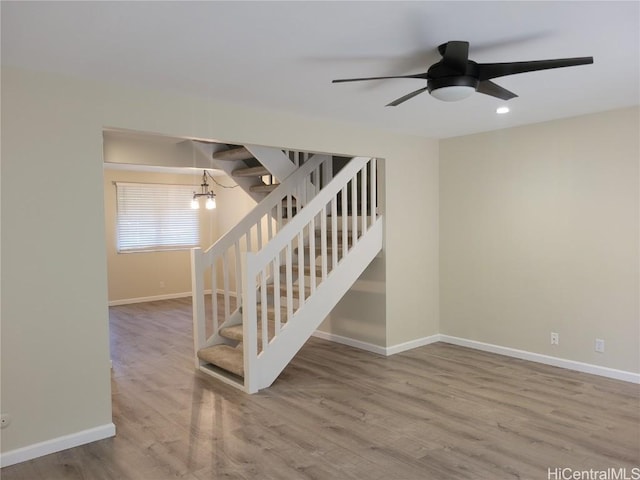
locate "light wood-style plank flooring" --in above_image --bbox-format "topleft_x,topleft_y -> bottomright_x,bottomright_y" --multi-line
2,297 -> 639,479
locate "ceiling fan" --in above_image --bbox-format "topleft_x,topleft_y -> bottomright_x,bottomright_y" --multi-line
332,41 -> 593,106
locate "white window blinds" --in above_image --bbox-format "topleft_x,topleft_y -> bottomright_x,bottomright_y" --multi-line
116,182 -> 199,253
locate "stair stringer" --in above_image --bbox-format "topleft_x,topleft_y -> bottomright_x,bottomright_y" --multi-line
246,145 -> 331,208
244,145 -> 296,182
246,217 -> 383,393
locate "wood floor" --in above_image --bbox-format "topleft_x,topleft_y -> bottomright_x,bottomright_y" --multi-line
3,297 -> 639,479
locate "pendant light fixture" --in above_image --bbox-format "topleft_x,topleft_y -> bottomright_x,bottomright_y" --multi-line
191,170 -> 216,210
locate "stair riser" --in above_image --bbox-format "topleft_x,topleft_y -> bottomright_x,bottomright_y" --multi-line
281,265 -> 324,276
197,345 -> 244,377
238,308 -> 289,322
219,319 -> 287,351
232,166 -> 270,177
212,147 -> 254,162
250,183 -> 279,193
264,284 -> 312,296
294,246 -> 346,258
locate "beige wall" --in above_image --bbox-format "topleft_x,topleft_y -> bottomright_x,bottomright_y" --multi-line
318,257 -> 387,345
440,107 -> 640,373
103,168 -> 217,303
1,67 -> 438,454
385,140 -> 439,346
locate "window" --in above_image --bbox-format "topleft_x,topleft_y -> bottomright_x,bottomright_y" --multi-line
115,182 -> 199,253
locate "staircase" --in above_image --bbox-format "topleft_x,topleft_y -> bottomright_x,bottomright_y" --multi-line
191,147 -> 381,393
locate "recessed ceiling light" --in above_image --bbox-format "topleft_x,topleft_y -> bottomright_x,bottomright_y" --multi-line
496,106 -> 510,114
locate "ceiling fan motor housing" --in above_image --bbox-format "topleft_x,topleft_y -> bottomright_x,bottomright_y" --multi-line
427,58 -> 479,101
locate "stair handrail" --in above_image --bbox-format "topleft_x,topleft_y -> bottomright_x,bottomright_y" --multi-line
242,156 -> 377,391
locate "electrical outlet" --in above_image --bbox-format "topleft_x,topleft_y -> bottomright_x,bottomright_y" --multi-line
1,414 -> 12,429
551,332 -> 559,345
159,281 -> 165,288
595,339 -> 605,353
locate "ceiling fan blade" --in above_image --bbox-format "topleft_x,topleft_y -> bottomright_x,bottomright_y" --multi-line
386,86 -> 429,107
477,57 -> 593,81
332,73 -> 428,83
476,80 -> 518,100
440,41 -> 469,74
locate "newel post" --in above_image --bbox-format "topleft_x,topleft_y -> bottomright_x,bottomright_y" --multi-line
242,252 -> 259,393
191,247 -> 206,369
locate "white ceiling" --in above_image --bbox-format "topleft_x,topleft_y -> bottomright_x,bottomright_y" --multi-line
2,1 -> 639,139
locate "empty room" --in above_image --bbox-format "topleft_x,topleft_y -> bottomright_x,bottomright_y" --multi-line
1,2 -> 638,479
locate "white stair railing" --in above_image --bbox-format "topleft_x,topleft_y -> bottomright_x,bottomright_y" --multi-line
242,157 -> 378,392
191,153 -> 332,362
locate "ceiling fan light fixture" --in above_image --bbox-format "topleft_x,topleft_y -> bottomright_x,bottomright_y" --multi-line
430,85 -> 476,102
428,76 -> 478,102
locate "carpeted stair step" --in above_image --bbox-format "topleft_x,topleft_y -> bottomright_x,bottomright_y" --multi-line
232,165 -> 270,177
282,263 -> 324,277
294,242 -> 345,256
315,231 -> 360,244
212,147 -> 254,162
238,305 -> 289,322
219,324 -> 250,343
250,183 -> 279,193
321,217 -> 364,234
197,345 -> 244,377
288,250 -> 341,268
258,304 -> 289,320
219,318 -> 284,348
265,282 -> 311,296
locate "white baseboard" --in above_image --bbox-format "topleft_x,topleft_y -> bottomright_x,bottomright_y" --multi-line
109,291 -> 192,306
312,331 -> 440,356
312,331 -> 387,355
108,289 -> 236,306
313,331 -> 639,384
0,423 -> 116,468
385,335 -> 441,355
439,335 -> 640,384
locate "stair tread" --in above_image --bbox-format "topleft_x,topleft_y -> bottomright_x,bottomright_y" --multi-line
250,183 -> 279,193
283,264 -> 324,275
316,229 -> 359,238
232,166 -> 270,177
198,345 -> 244,377
238,305 -> 289,320
220,317 -> 285,343
219,324 -> 247,342
294,243 -> 346,255
266,282 -> 312,294
212,147 -> 254,162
